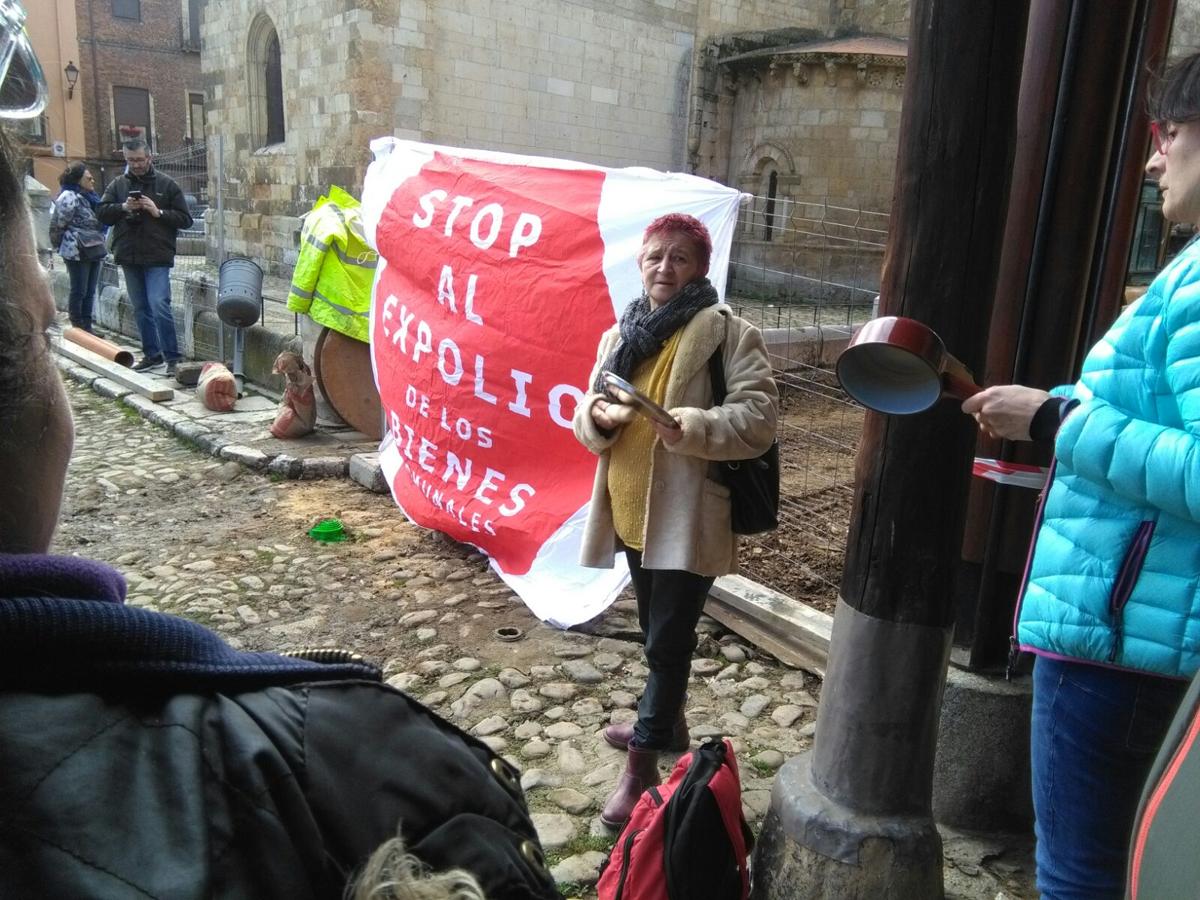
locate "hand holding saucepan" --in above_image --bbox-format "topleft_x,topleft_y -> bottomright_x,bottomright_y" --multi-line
597,372 -> 683,441
960,385 -> 1050,441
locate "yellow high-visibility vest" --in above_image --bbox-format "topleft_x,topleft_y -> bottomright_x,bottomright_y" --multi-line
287,186 -> 378,343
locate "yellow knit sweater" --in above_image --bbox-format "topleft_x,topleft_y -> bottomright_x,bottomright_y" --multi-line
607,331 -> 683,550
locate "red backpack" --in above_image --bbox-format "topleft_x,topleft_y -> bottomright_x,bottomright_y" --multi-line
597,737 -> 753,900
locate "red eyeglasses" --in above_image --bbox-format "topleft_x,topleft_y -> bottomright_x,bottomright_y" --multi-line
1151,121 -> 1176,156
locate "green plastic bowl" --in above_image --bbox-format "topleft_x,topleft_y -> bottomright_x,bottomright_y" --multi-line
308,518 -> 347,542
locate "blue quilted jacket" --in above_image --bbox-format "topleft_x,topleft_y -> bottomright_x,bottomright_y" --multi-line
1016,238 -> 1200,679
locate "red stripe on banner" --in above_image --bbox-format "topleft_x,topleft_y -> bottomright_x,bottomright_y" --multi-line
372,153 -> 613,575
971,457 -> 1049,489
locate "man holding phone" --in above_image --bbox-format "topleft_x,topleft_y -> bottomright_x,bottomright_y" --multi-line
98,139 -> 193,375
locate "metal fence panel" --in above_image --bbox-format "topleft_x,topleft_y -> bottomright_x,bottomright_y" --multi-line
727,194 -> 884,612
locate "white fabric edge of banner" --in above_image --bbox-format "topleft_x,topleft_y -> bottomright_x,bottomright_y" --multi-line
378,445 -> 628,629
488,504 -> 630,630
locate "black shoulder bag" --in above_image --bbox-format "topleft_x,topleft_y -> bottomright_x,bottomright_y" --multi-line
708,346 -> 780,535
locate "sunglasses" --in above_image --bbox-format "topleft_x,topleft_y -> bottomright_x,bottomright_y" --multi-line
0,0 -> 47,120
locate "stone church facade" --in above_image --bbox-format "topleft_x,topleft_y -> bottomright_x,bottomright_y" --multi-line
202,0 -> 909,276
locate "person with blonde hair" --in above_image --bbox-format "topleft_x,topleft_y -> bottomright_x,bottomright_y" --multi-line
350,833 -> 488,900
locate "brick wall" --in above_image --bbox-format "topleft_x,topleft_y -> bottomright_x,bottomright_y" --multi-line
75,0 -> 202,175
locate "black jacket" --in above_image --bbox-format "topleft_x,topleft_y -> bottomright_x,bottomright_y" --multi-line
0,557 -> 560,900
98,166 -> 193,267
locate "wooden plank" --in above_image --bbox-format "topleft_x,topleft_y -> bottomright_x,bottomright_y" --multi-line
705,574 -> 832,676
55,340 -> 175,402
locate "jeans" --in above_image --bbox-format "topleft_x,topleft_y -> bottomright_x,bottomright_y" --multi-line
624,548 -> 714,750
122,265 -> 179,361
65,258 -> 101,330
1031,656 -> 1187,899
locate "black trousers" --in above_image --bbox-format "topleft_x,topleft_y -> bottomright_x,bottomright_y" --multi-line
623,548 -> 714,750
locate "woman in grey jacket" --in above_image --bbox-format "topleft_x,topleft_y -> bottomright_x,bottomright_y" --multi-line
573,213 -> 778,827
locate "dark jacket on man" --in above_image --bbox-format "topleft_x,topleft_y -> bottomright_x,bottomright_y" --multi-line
98,165 -> 193,267
0,555 -> 560,900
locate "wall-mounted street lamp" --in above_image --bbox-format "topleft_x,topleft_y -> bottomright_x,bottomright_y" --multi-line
64,61 -> 79,100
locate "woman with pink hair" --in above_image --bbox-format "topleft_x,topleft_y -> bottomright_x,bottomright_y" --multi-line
573,212 -> 778,827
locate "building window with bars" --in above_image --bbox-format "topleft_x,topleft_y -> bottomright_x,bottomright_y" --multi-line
12,113 -> 48,146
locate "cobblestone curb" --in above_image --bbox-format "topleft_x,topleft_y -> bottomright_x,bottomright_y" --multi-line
55,351 -> 362,484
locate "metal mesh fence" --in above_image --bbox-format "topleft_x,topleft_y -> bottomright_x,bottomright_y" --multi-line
726,195 -> 885,610
153,141 -> 209,280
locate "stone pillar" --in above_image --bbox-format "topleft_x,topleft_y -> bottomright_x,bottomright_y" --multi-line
752,601 -> 951,899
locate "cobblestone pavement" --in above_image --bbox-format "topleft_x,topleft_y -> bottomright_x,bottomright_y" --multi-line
52,380 -> 1036,899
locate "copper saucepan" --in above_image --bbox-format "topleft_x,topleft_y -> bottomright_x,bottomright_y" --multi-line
835,316 -> 980,415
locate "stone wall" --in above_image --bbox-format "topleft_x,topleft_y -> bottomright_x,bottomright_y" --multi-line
1173,1 -> 1200,56
202,0 -> 850,277
202,1 -> 397,271
725,60 -> 903,212
417,0 -> 696,167
841,0 -> 909,40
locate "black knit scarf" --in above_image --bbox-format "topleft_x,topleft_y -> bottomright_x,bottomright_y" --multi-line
593,278 -> 719,394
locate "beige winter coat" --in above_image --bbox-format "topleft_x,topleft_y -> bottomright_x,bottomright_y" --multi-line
573,304 -> 778,576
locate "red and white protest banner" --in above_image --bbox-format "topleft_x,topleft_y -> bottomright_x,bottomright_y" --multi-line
361,139 -> 742,627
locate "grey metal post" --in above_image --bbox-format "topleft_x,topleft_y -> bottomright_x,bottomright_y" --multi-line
217,134 -> 226,362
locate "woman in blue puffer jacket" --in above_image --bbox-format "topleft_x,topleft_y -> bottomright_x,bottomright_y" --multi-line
962,54 -> 1200,900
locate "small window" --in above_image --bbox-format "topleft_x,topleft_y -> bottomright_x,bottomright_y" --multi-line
249,15 -> 286,148
264,32 -> 284,145
113,85 -> 152,149
186,0 -> 208,49
187,91 -> 205,140
763,170 -> 779,241
112,0 -> 141,20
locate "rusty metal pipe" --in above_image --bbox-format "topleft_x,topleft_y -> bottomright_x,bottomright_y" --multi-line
63,328 -> 134,368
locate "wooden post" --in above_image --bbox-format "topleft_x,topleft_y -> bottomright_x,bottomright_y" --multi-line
752,0 -> 1029,894
956,0 -> 1176,672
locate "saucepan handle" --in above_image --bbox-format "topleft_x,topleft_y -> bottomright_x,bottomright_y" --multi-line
941,353 -> 981,401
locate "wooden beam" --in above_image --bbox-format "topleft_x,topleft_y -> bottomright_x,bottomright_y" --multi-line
706,575 -> 832,676
55,340 -> 175,402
